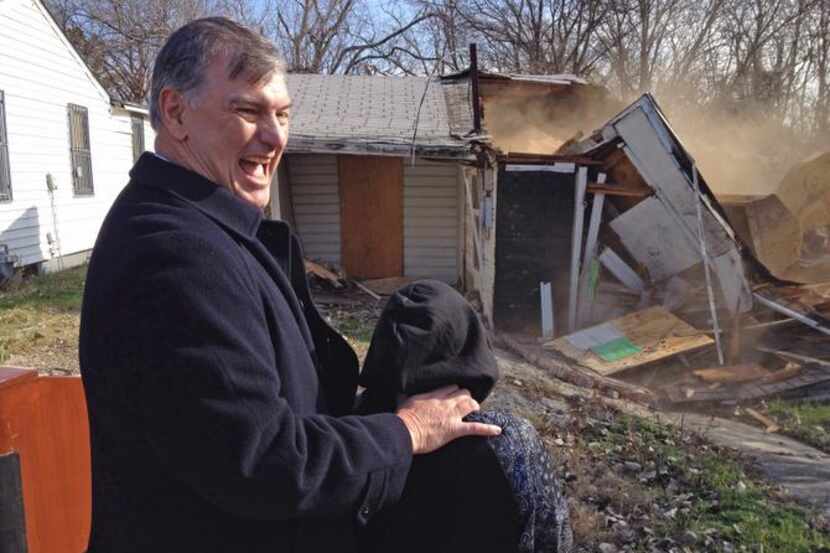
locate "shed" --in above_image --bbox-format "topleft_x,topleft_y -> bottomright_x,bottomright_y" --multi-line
273,73 -> 479,285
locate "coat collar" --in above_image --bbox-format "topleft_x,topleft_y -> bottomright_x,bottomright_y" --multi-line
130,152 -> 263,238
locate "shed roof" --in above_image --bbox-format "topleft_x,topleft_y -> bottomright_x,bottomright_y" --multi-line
285,73 -> 473,158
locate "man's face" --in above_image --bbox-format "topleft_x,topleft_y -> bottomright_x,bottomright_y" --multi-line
178,55 -> 291,209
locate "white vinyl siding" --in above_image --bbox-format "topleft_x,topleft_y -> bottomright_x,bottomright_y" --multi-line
403,160 -> 459,283
0,0 -> 154,267
287,154 -> 342,264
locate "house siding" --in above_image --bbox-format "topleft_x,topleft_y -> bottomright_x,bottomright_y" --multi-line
403,160 -> 459,283
285,153 -> 460,283
0,0 -> 153,267
287,154 -> 342,265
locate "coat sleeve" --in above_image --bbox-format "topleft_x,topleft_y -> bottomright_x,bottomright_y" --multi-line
123,230 -> 412,522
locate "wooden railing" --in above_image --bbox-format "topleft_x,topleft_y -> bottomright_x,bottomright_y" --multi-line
0,367 -> 91,553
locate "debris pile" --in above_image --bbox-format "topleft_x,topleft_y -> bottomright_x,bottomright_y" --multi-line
497,94 -> 830,425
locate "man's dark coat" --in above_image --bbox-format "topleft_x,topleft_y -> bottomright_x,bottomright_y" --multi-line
79,154 -> 412,553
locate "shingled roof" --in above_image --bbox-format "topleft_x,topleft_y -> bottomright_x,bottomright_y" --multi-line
285,73 -> 475,159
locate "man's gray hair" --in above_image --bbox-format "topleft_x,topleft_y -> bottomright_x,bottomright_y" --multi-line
149,17 -> 285,130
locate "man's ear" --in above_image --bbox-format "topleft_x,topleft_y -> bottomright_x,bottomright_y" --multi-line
158,88 -> 189,141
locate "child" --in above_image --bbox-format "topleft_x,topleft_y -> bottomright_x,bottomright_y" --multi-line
357,280 -> 573,553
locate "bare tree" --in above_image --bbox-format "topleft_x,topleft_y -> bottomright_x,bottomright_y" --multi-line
269,0 -> 434,74
46,0 -> 230,102
444,0 -> 610,76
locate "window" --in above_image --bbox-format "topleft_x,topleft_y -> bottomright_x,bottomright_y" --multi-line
0,91 -> 11,202
131,114 -> 145,163
67,103 -> 93,195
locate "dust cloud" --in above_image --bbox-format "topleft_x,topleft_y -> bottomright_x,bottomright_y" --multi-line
660,98 -> 812,197
482,82 -> 825,198
482,86 -> 624,155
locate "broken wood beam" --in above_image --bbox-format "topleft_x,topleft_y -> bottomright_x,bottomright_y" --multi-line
744,408 -> 780,433
760,363 -> 802,384
498,333 -> 654,404
352,280 -> 381,301
305,259 -> 343,288
586,184 -> 651,197
693,363 -> 769,384
675,317 -> 795,337
755,347 -> 830,369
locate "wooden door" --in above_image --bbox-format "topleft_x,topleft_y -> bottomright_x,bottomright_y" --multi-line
339,156 -> 403,279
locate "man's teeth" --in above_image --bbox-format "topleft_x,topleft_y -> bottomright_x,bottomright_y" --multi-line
241,159 -> 266,177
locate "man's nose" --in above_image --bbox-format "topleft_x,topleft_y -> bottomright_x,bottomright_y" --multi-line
259,116 -> 287,150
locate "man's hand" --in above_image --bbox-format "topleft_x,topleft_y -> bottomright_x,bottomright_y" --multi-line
396,385 -> 501,454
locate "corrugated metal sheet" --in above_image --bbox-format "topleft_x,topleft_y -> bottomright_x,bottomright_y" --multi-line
287,154 -> 341,264
404,160 -> 459,283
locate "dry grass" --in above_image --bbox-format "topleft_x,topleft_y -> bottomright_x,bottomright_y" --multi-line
0,265 -> 86,373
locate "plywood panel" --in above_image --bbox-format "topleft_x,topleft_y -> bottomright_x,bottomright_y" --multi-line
544,306 -> 714,376
339,156 -> 403,278
0,368 -> 90,553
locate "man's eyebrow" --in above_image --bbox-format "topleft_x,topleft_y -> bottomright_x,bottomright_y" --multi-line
229,96 -> 293,111
229,95 -> 261,106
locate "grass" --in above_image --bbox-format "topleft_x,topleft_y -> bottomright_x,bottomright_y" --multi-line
320,302 -> 380,362
578,411 -> 830,552
767,400 -> 830,455
525,397 -> 830,553
0,265 -> 86,368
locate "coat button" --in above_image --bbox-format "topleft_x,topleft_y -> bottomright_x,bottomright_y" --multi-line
360,506 -> 370,517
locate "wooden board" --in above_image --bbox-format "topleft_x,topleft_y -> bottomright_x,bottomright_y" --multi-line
0,368 -> 91,553
693,363 -> 770,384
362,276 -> 418,296
339,155 -> 403,279
668,365 -> 830,404
544,306 -> 714,376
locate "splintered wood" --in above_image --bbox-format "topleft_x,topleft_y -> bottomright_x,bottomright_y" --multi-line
544,306 -> 714,376
693,364 -> 770,384
360,276 -> 418,296
744,408 -> 780,433
305,260 -> 343,288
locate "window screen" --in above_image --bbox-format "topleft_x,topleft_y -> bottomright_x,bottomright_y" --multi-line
0,91 -> 11,202
68,103 -> 93,195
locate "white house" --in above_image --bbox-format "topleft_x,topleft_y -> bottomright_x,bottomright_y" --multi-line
0,0 -> 153,272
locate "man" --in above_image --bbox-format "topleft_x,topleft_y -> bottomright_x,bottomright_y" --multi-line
79,17 -> 500,553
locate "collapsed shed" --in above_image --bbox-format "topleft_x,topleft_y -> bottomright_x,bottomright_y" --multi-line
280,64 -> 830,408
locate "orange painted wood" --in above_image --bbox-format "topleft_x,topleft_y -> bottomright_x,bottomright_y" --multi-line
339,155 -> 403,279
0,368 -> 91,553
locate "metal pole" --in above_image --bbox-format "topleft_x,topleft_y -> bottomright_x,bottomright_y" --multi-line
568,166 -> 588,333
469,43 -> 481,134
692,164 -> 724,365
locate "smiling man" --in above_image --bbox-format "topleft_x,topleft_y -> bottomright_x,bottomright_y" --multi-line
79,17 -> 499,553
